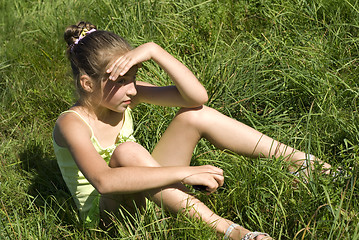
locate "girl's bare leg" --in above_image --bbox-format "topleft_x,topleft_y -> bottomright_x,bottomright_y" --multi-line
151,106 -> 287,239
152,106 -> 331,171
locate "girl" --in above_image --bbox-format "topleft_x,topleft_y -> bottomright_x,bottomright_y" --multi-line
53,21 -> 331,240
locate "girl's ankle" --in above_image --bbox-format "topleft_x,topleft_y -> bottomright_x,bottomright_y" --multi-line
225,224 -> 269,240
224,224 -> 249,239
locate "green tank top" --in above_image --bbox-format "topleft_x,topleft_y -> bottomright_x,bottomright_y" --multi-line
53,108 -> 135,225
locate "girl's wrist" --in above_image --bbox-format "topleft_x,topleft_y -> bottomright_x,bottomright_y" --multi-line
149,43 -> 167,63
177,166 -> 195,184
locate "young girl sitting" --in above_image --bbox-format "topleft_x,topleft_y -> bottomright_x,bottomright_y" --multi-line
53,21 -> 331,240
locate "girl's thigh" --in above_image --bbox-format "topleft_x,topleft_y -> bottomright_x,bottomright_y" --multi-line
151,107 -> 204,167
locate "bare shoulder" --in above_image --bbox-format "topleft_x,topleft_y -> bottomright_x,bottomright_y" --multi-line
53,108 -> 92,148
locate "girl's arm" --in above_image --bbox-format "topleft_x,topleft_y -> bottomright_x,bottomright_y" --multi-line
107,42 -> 208,108
54,113 -> 223,195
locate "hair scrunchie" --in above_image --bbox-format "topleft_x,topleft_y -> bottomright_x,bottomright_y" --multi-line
74,28 -> 96,45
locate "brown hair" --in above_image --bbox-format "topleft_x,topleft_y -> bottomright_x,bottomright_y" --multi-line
64,21 -> 132,108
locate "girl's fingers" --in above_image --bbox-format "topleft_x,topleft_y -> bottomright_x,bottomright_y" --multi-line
107,44 -> 149,80
107,56 -> 123,74
204,165 -> 223,177
204,173 -> 223,193
118,59 -> 132,76
108,59 -> 128,80
108,57 -> 135,80
205,178 -> 220,193
213,173 -> 224,187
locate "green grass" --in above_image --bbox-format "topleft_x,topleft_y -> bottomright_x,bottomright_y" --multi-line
1,0 -> 359,239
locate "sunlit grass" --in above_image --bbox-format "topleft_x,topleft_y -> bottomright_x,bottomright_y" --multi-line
1,0 -> 359,239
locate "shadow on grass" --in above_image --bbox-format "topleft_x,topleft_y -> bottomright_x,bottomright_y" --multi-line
19,142 -> 78,226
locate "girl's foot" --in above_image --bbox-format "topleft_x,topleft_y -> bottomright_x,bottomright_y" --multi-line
225,223 -> 273,240
290,154 -> 331,178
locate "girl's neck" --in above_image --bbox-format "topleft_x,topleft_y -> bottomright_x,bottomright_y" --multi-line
94,107 -> 124,126
75,102 -> 124,126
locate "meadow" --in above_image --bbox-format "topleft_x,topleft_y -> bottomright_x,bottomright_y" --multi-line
1,0 -> 359,239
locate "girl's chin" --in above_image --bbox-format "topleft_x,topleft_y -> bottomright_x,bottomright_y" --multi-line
99,106 -> 127,114
115,105 -> 129,112
111,107 -> 127,113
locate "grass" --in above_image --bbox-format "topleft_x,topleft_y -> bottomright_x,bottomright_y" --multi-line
1,0 -> 359,239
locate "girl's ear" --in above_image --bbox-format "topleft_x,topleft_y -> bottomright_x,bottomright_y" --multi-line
79,75 -> 94,93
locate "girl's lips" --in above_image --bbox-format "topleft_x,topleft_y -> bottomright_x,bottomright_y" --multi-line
123,100 -> 131,104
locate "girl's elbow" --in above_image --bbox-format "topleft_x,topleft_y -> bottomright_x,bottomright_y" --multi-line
92,176 -> 133,195
193,90 -> 208,106
200,92 -> 209,105
93,183 -> 105,195
92,177 -> 112,195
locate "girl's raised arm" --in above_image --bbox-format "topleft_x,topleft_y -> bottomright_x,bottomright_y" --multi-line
107,42 -> 208,108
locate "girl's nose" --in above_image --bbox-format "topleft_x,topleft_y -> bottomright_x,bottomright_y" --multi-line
127,81 -> 137,97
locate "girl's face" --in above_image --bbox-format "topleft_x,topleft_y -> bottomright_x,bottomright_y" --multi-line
101,66 -> 138,113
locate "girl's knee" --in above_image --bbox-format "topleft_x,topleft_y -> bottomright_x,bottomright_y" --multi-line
176,105 -> 214,128
110,142 -> 160,168
176,106 -> 203,126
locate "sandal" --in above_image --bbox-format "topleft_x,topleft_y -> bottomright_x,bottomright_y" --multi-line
224,223 -> 273,240
290,154 -> 351,182
289,154 -> 314,178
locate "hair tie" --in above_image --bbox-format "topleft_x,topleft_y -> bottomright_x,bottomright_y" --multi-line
74,28 -> 96,45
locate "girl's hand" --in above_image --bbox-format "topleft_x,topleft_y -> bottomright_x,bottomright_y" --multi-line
107,42 -> 157,80
181,165 -> 224,194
